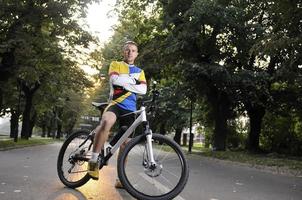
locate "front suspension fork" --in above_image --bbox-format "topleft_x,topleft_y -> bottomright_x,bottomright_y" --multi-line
146,131 -> 156,166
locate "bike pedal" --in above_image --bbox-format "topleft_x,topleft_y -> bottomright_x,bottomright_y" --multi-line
98,156 -> 108,167
101,160 -> 108,166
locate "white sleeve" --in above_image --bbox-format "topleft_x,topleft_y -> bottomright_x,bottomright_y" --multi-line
123,83 -> 147,95
110,74 -> 136,86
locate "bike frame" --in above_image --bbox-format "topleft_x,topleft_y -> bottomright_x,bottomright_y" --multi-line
92,105 -> 156,166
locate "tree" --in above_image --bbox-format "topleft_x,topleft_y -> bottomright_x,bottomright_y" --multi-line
233,0 -> 302,152
107,0 -> 302,154
0,0 -> 97,139
150,79 -> 190,143
102,0 -> 193,143
152,0 -> 301,152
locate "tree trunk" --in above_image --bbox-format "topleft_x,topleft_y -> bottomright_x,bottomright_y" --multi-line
21,94 -> 33,139
247,105 -> 266,152
0,88 -> 3,112
52,113 -> 57,139
56,123 -> 62,139
212,109 -> 228,151
20,82 -> 40,139
47,126 -> 52,137
56,108 -> 63,139
209,89 -> 230,151
10,110 -> 19,138
174,127 -> 182,145
29,111 -> 37,137
41,124 -> 46,137
66,116 -> 77,136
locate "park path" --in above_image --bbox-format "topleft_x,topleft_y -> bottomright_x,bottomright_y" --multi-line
0,143 -> 301,200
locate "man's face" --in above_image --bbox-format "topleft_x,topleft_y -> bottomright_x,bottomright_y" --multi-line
123,44 -> 138,64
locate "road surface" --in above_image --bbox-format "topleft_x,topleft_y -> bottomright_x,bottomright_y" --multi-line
0,143 -> 301,200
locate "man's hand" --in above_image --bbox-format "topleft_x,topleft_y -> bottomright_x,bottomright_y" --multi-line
134,78 -> 141,85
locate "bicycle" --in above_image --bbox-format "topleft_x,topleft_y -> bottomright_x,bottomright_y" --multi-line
57,87 -> 189,200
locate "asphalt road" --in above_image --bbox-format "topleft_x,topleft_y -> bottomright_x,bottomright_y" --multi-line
0,143 -> 301,200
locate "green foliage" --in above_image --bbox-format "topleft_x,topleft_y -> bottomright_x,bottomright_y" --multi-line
203,126 -> 214,149
149,78 -> 191,133
227,118 -> 248,149
0,0 -> 100,138
105,0 -> 301,154
261,112 -> 302,156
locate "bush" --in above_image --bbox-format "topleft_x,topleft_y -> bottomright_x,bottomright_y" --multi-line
261,112 -> 302,156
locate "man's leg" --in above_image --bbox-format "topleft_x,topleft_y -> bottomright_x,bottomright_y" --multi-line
88,111 -> 117,180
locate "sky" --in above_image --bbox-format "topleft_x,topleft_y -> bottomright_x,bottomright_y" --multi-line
85,0 -> 118,44
80,0 -> 118,76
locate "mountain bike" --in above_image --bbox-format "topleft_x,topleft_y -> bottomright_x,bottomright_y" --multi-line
57,87 -> 189,200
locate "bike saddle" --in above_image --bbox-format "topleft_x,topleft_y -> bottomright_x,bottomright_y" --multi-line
91,102 -> 109,111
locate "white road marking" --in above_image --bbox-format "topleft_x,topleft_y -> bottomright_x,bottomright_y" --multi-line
139,172 -> 186,200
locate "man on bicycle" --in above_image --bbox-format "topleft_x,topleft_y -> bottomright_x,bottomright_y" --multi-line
88,41 -> 147,187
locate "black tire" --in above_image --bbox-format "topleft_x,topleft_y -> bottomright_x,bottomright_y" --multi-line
57,130 -> 92,188
118,133 -> 189,200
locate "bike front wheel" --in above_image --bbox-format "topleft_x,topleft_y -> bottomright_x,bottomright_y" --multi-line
118,133 -> 189,200
57,130 -> 93,188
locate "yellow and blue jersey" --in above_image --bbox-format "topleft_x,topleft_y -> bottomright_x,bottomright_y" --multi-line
108,61 -> 146,111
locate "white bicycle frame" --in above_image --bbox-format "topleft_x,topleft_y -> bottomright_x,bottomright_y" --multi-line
94,105 -> 156,165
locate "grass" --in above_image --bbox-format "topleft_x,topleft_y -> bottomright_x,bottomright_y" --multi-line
183,143 -> 302,175
0,136 -> 60,150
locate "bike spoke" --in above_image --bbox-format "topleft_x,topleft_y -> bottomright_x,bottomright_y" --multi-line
120,134 -> 188,199
58,131 -> 92,187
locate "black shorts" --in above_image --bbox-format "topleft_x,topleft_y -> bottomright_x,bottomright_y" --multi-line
105,104 -> 135,128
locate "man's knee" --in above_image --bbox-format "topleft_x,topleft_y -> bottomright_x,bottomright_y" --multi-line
100,113 -> 116,131
100,119 -> 112,130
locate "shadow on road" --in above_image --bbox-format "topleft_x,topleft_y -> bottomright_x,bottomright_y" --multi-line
46,187 -> 87,200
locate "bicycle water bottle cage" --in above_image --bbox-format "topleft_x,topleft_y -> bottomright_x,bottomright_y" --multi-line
109,126 -> 128,146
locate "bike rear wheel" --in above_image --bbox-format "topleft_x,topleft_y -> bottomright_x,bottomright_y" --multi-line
118,133 -> 189,200
57,130 -> 93,188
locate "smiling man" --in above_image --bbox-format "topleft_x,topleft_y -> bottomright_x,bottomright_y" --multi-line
88,41 -> 147,187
